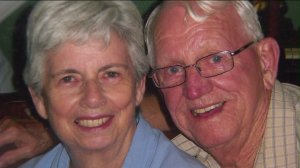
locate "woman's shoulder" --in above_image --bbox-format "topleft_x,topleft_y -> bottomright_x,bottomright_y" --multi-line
19,144 -> 69,168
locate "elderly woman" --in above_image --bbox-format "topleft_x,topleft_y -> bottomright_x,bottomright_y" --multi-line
19,1 -> 204,168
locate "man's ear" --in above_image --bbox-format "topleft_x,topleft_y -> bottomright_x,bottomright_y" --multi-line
28,87 -> 48,119
135,76 -> 146,106
256,37 -> 280,90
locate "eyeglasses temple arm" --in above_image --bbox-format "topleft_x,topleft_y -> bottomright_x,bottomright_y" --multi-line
231,40 -> 258,56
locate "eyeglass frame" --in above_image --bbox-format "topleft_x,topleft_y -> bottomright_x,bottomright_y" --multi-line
149,40 -> 258,89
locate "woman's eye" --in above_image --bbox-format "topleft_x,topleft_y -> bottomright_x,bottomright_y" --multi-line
105,71 -> 120,78
61,76 -> 75,83
99,71 -> 121,85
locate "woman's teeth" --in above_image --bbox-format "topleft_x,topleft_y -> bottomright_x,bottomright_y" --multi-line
76,117 -> 110,127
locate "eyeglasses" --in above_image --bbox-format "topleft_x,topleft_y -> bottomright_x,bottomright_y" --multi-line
149,41 -> 257,89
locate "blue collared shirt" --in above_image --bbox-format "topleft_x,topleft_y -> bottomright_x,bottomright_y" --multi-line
20,114 -> 204,168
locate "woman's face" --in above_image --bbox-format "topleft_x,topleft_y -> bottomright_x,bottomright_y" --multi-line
31,32 -> 145,154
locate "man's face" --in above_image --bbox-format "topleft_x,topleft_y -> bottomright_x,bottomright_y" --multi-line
153,2 -> 271,149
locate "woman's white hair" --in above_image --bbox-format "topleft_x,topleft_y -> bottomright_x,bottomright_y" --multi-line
24,1 -> 149,95
145,0 -> 264,67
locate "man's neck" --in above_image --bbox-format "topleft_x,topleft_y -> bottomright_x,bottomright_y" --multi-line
207,92 -> 272,168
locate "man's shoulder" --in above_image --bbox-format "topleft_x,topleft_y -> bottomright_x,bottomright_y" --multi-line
171,134 -> 221,168
157,134 -> 205,168
278,82 -> 300,109
282,82 -> 300,165
273,81 -> 300,104
172,134 -> 199,154
281,82 -> 300,96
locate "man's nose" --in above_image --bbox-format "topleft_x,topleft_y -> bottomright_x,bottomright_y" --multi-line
80,80 -> 106,108
183,67 -> 213,100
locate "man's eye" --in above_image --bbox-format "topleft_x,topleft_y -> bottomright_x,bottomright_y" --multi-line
167,66 -> 183,75
211,55 -> 223,63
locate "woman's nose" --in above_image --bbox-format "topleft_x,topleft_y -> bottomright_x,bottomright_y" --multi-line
80,80 -> 106,108
183,67 -> 213,100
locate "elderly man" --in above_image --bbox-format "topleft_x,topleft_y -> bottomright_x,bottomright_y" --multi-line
145,1 -> 300,167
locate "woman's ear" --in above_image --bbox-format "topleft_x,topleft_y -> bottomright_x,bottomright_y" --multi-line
28,87 -> 48,119
135,76 -> 146,106
256,37 -> 280,90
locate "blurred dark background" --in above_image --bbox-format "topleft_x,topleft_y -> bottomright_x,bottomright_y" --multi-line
0,0 -> 299,95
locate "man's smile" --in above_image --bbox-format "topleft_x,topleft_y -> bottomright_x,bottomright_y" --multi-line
191,102 -> 224,116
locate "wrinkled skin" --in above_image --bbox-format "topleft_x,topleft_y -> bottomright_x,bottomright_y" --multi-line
153,2 -> 279,167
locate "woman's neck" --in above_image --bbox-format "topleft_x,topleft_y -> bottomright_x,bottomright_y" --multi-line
68,125 -> 136,168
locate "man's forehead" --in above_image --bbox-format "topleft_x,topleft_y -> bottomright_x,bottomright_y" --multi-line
154,2 -> 192,41
154,2 -> 245,40
157,2 -> 186,27
158,1 -> 240,23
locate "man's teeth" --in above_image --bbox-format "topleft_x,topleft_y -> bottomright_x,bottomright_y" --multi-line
192,102 -> 223,115
77,117 -> 109,127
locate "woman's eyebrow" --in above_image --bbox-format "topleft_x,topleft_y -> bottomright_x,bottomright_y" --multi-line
50,69 -> 80,78
98,64 -> 129,72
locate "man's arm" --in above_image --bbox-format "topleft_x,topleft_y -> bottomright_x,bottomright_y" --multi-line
0,95 -> 57,168
0,116 -> 56,168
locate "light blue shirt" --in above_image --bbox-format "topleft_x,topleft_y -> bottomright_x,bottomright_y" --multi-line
20,114 -> 205,168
